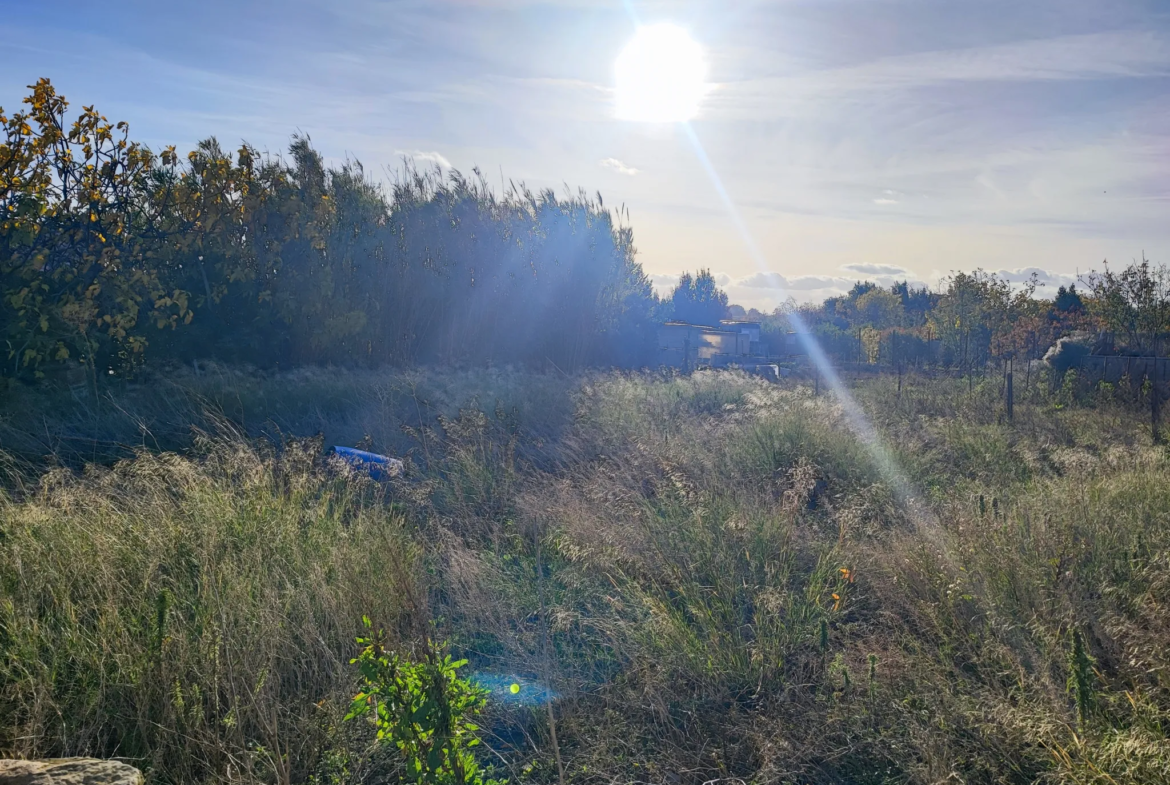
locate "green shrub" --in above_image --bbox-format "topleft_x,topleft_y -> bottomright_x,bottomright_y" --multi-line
346,625 -> 501,785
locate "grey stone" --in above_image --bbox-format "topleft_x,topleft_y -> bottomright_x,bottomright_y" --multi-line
0,758 -> 144,785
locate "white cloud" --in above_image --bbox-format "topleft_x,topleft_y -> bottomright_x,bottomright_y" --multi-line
787,275 -> 849,291
657,260 -> 1082,311
722,265 -> 1081,309
842,263 -> 909,276
649,273 -> 679,296
737,272 -> 789,290
990,266 -> 1079,290
600,157 -> 639,176
873,189 -> 901,205
394,150 -> 451,168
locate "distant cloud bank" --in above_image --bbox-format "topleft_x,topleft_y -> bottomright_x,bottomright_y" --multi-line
648,261 -> 1090,313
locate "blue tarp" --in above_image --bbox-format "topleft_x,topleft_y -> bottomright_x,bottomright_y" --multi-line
332,446 -> 404,481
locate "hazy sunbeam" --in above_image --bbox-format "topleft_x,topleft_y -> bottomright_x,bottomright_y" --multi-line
678,123 -> 939,531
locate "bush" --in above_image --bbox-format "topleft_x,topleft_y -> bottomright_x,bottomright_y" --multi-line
346,628 -> 501,785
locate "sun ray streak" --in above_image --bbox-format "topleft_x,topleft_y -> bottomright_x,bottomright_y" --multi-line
614,9 -> 937,527
678,122 -> 938,527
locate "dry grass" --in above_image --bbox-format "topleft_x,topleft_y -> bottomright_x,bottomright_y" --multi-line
2,367 -> 1168,784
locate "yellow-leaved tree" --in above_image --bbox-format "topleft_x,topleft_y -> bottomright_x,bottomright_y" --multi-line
1,79 -> 190,383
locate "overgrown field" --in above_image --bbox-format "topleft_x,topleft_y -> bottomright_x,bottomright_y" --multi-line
1,367 -> 1168,784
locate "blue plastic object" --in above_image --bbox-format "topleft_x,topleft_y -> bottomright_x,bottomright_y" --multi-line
332,446 -> 403,481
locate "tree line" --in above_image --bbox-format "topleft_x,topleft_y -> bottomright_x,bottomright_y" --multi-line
2,80 -> 663,385
4,80 -> 1167,388
715,264 -> 1167,374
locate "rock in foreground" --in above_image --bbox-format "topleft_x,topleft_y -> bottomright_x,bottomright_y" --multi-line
0,759 -> 143,785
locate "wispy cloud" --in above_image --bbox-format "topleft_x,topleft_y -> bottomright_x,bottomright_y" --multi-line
735,272 -> 848,291
850,30 -> 1170,86
600,157 -> 639,176
722,266 -> 941,309
842,263 -> 909,276
395,150 -> 452,168
736,272 -> 786,290
726,30 -> 1170,104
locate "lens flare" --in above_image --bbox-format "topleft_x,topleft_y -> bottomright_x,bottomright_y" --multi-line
472,672 -> 557,705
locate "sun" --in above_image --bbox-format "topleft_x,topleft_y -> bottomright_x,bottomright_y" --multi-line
615,24 -> 709,123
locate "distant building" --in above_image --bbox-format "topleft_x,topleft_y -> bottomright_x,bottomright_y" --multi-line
658,321 -> 816,369
658,322 -> 750,370
777,331 -> 810,356
720,320 -> 762,355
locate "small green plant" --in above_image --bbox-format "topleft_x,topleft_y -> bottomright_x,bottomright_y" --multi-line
346,619 -> 502,785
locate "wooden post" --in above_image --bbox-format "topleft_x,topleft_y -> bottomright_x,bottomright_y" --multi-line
895,333 -> 903,398
1006,358 -> 1014,420
1153,339 -> 1162,445
966,329 -> 973,393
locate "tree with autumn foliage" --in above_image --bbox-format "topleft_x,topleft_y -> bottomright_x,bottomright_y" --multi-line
2,80 -> 659,383
1,79 -> 190,383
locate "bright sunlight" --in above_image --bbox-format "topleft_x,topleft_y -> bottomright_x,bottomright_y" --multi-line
615,23 -> 708,123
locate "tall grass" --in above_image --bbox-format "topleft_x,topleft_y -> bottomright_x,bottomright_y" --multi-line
0,437 -> 421,784
2,367 -> 1168,784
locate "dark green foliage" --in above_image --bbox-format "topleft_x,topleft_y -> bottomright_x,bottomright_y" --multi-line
668,269 -> 728,326
2,82 -> 658,382
1054,284 -> 1085,313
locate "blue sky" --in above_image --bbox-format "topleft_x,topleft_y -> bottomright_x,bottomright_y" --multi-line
3,0 -> 1168,309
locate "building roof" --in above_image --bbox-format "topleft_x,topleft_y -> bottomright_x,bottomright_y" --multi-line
662,321 -> 740,334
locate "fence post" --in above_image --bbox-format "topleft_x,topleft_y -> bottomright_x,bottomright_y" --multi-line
1006,358 -> 1014,420
1153,341 -> 1162,445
